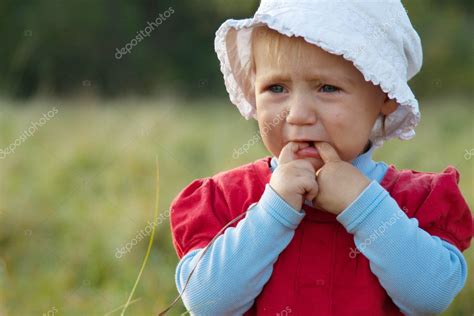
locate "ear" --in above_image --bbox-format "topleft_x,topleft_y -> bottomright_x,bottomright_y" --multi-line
380,95 -> 398,115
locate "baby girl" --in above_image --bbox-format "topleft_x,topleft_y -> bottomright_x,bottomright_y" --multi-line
167,0 -> 473,315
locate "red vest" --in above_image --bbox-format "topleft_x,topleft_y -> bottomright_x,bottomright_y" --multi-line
170,157 -> 473,315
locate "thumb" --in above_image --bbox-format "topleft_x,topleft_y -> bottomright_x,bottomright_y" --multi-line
314,142 -> 341,164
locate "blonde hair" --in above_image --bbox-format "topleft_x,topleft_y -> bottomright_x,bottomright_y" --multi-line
250,25 -> 309,73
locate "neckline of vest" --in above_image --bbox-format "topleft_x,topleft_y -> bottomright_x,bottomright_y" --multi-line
252,156 -> 399,223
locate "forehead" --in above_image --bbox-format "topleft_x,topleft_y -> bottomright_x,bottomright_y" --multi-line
252,28 -> 363,84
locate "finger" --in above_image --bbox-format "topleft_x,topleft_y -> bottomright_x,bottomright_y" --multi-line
304,181 -> 319,201
278,141 -> 306,165
314,142 -> 341,164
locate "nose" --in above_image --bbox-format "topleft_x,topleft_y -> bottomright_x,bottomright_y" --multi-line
285,91 -> 317,125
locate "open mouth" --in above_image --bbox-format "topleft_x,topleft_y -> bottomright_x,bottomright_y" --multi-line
295,140 -> 316,148
295,141 -> 320,159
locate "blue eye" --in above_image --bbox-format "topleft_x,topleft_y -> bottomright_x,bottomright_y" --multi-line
268,85 -> 285,93
320,85 -> 339,93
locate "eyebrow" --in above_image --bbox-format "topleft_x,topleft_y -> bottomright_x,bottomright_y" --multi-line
256,71 -> 356,87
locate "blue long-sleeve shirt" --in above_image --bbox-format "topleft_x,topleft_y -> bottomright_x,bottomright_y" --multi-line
175,144 -> 468,315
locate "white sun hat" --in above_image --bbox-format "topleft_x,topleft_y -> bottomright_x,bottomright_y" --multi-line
214,0 -> 423,147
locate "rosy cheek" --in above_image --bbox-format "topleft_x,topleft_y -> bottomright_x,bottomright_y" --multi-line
326,111 -> 349,133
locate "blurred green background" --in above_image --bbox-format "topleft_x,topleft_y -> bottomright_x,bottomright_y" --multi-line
0,1 -> 473,315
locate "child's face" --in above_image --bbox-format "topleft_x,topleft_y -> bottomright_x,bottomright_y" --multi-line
253,29 -> 397,170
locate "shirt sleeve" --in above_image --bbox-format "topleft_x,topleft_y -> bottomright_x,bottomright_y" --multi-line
337,179 -> 470,315
173,184 -> 305,315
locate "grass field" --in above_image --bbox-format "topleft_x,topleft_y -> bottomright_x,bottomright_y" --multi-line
0,96 -> 472,315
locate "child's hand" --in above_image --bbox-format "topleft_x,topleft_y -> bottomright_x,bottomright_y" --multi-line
269,141 -> 320,212
312,142 -> 371,215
